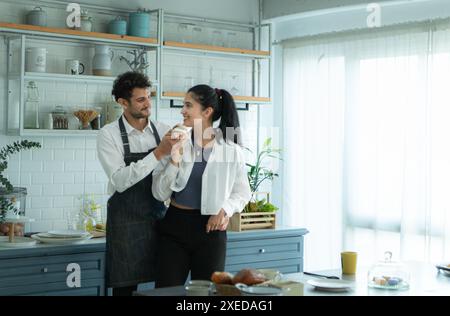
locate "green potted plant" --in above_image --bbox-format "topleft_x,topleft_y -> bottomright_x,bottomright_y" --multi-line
228,138 -> 282,231
245,137 -> 282,213
0,140 -> 41,235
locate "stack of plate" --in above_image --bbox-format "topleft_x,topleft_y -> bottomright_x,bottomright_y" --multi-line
31,230 -> 93,244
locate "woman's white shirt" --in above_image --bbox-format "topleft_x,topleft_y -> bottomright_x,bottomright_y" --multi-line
152,135 -> 251,217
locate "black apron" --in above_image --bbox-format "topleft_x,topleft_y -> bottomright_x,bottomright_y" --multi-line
106,117 -> 167,288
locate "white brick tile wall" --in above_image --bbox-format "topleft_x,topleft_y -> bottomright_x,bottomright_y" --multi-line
65,138 -> 86,149
74,172 -> 85,184
30,221 -> 53,233
31,173 -> 53,184
64,161 -> 85,172
31,149 -> 53,161
63,184 -> 84,196
42,184 -> 64,196
85,138 -> 97,149
54,149 -> 75,161
75,150 -> 86,161
41,209 -> 64,220
85,161 -> 103,172
20,150 -> 32,161
53,173 -> 74,184
85,184 -> 106,195
52,220 -> 69,230
43,161 -> 64,172
20,174 -> 32,187
43,138 -> 65,149
31,197 -> 53,209
21,161 -> 43,172
84,173 -> 95,184
53,196 -> 74,208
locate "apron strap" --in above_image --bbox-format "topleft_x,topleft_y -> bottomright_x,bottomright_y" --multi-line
119,116 -> 162,155
118,116 -> 131,156
150,120 -> 161,145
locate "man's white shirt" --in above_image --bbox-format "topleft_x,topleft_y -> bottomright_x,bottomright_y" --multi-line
97,115 -> 171,195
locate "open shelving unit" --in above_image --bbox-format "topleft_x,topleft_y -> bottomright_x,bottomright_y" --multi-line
0,7 -> 271,136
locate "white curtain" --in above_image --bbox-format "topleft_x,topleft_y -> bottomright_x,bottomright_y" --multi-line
283,22 -> 450,271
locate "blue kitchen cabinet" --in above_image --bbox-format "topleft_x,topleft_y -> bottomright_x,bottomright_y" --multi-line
0,239 -> 106,296
226,227 -> 308,274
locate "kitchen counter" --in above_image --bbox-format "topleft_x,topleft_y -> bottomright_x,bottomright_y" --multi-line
0,237 -> 106,258
135,261 -> 450,296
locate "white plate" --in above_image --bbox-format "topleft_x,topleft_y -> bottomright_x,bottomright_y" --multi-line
31,233 -> 92,244
307,279 -> 353,292
36,232 -> 91,240
436,263 -> 450,276
47,230 -> 89,237
0,236 -> 37,248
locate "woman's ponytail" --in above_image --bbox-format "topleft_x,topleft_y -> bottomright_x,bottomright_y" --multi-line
216,89 -> 241,145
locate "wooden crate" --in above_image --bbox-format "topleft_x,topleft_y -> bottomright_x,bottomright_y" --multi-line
228,211 -> 276,232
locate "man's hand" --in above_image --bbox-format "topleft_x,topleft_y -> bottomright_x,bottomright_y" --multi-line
154,130 -> 180,160
206,209 -> 229,233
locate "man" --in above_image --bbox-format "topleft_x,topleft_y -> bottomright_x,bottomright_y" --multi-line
97,71 -> 175,296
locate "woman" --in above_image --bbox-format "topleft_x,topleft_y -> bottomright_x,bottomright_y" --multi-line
152,84 -> 251,287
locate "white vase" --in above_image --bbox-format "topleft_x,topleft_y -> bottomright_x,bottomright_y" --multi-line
92,45 -> 114,76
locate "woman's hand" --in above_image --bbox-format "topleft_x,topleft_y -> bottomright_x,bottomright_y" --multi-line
170,132 -> 187,165
154,131 -> 179,160
206,209 -> 229,233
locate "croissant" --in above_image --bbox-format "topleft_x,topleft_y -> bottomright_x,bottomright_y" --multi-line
232,268 -> 267,285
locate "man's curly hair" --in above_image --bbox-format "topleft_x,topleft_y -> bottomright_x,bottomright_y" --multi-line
111,71 -> 151,102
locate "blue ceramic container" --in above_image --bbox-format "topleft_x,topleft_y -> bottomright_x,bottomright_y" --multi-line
109,16 -> 127,35
128,11 -> 150,38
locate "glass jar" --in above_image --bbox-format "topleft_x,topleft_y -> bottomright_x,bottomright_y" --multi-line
80,215 -> 96,232
24,81 -> 40,129
78,10 -> 93,32
51,106 -> 68,129
368,251 -> 410,290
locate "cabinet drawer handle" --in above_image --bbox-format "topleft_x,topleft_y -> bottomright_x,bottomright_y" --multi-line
42,267 -> 48,273
259,248 -> 266,253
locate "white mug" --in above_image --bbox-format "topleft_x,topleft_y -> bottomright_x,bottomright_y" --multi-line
65,59 -> 85,75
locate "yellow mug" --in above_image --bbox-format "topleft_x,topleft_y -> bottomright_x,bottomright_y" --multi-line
341,251 -> 357,274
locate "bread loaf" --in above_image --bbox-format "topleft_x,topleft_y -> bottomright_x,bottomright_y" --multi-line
232,268 -> 267,285
211,271 -> 234,285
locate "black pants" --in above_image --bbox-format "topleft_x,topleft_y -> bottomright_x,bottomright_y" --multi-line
155,205 -> 227,288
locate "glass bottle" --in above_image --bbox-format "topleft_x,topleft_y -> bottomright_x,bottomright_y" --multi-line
24,81 -> 40,129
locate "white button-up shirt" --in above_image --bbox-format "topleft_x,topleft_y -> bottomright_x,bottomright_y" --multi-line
152,134 -> 251,217
97,115 -> 171,195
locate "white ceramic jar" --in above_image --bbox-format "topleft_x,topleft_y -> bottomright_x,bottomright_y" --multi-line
92,45 -> 114,76
25,47 -> 47,72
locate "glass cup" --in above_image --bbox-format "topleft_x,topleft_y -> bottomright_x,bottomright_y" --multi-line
226,31 -> 238,48
211,30 -> 224,47
183,76 -> 194,91
177,23 -> 192,43
192,26 -> 203,44
341,251 -> 358,274
230,74 -> 240,95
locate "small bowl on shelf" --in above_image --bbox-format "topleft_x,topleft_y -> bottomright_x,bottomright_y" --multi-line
73,109 -> 99,130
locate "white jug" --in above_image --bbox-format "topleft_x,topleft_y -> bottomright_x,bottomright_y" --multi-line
93,45 -> 114,76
